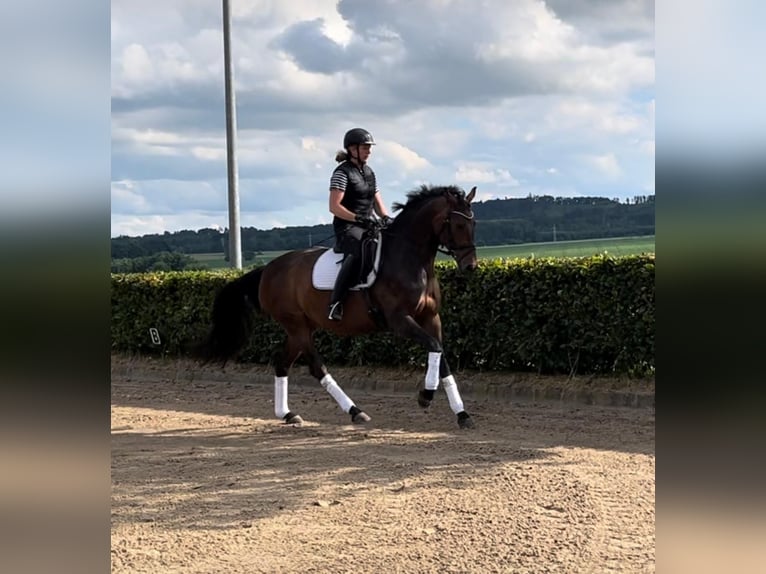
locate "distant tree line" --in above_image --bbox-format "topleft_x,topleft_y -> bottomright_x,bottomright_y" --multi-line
111,194 -> 654,260
471,194 -> 654,245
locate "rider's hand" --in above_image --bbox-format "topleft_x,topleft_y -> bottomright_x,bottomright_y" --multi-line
354,213 -> 377,229
380,215 -> 394,227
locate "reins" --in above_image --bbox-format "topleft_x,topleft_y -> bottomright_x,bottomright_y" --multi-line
311,231 -> 339,247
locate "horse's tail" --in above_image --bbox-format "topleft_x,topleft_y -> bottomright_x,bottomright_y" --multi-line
198,267 -> 264,365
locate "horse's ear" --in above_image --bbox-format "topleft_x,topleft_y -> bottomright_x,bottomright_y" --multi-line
467,186 -> 477,203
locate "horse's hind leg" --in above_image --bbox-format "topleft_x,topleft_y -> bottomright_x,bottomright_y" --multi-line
303,333 -> 371,424
273,335 -> 305,425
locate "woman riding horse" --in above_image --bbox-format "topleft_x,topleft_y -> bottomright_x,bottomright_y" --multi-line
327,127 -> 393,321
201,184 -> 478,428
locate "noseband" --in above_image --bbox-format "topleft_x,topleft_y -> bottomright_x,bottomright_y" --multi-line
437,209 -> 476,259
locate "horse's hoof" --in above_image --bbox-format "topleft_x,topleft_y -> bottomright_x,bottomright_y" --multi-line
418,389 -> 434,408
283,412 -> 304,425
457,412 -> 474,429
352,411 -> 371,424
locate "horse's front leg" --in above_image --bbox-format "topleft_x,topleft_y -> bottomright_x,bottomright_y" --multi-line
388,313 -> 474,429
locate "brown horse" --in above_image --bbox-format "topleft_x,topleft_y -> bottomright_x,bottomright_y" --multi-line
200,184 -> 478,428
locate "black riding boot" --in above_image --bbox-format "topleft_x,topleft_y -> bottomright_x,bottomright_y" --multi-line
328,254 -> 358,321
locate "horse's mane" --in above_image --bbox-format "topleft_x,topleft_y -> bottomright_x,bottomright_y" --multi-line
392,184 -> 466,214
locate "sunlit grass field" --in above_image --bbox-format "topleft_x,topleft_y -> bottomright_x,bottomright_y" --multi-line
191,235 -> 655,269
472,235 -> 655,260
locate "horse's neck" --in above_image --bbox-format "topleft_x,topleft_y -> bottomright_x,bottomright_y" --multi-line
384,204 -> 441,275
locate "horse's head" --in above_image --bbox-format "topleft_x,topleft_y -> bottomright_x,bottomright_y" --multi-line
439,186 -> 478,272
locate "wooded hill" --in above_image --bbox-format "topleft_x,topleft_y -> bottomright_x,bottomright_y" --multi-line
111,194 -> 654,259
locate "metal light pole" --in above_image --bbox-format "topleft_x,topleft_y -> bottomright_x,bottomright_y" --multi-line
222,0 -> 242,269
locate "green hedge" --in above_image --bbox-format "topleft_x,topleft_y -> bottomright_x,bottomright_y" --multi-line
111,254 -> 654,376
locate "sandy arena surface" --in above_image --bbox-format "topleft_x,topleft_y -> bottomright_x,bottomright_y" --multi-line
111,357 -> 655,573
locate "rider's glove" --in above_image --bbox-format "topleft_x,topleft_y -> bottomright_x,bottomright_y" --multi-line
354,214 -> 377,229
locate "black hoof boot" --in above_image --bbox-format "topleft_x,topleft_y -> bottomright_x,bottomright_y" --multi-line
349,406 -> 371,424
418,389 -> 434,408
457,411 -> 474,429
283,411 -> 304,425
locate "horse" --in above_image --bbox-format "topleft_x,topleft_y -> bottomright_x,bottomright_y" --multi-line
199,184 -> 478,428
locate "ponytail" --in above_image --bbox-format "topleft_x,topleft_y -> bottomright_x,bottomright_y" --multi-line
335,149 -> 349,162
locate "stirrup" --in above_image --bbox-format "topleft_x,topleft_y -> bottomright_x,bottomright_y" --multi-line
328,301 -> 343,321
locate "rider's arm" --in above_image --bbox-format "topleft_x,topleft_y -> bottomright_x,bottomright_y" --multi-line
329,189 -> 358,222
372,191 -> 389,218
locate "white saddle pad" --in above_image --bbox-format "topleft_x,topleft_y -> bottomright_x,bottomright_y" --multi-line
311,238 -> 382,291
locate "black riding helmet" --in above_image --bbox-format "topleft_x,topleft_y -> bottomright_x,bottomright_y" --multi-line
343,128 -> 375,149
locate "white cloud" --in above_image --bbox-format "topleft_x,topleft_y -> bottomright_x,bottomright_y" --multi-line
112,214 -> 175,237
455,164 -> 520,186
472,189 -> 497,202
587,153 -> 622,178
191,147 -> 226,161
115,127 -> 184,146
301,137 -> 319,151
321,15 -> 353,47
562,43 -> 654,93
549,100 -> 642,134
475,1 -> 577,62
121,44 -> 154,83
111,180 -> 151,213
641,140 -> 655,156
110,0 -> 654,236
379,141 -> 431,172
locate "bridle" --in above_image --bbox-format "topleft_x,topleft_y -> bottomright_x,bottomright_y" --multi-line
437,209 -> 476,259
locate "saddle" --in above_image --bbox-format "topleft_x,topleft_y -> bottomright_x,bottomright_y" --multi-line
311,235 -> 383,291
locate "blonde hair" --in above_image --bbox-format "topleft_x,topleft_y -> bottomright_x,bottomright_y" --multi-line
335,150 -> 349,162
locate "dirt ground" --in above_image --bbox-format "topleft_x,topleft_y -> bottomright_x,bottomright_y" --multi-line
111,356 -> 655,573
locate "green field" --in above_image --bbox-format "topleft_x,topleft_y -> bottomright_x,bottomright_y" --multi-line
192,235 -> 655,269
472,235 -> 655,260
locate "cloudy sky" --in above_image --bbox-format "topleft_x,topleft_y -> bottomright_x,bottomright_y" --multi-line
111,0 -> 654,238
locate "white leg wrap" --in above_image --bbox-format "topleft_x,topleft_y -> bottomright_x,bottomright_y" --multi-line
320,374 -> 355,413
274,376 -> 289,419
442,375 -> 464,414
425,351 -> 442,390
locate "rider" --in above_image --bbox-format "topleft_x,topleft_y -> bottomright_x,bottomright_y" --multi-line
327,127 -> 393,321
